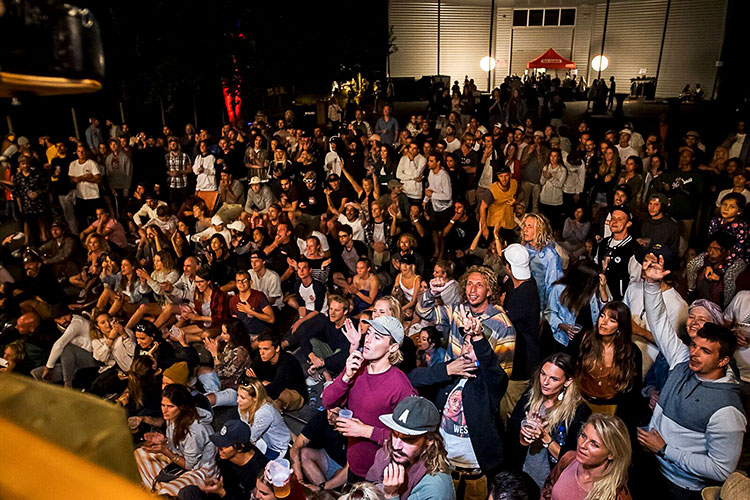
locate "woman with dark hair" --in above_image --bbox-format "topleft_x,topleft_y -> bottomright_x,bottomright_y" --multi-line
201,319 -> 252,407
415,326 -> 445,368
250,226 -> 269,253
121,355 -> 163,427
134,384 -> 217,496
373,144 -> 396,192
616,156 -> 644,208
205,233 -> 238,292
86,309 -> 136,396
577,302 -> 642,425
136,224 -> 170,270
560,205 -> 592,259
591,144 -> 620,217
133,320 -> 176,371
171,268 -> 229,343
539,148 -> 568,230
546,260 -> 609,353
507,353 -> 592,488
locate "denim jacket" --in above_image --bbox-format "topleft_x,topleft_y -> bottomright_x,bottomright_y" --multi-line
545,284 -> 603,346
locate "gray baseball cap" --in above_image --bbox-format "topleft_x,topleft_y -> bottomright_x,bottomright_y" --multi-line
362,315 -> 404,345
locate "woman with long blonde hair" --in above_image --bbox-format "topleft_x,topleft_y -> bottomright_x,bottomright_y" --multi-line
508,353 -> 592,488
541,413 -> 633,500
237,378 -> 291,459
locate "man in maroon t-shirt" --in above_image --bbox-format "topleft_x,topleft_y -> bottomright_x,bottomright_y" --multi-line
229,270 -> 274,337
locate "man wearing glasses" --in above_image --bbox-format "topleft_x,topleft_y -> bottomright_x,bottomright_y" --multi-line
332,225 -> 368,292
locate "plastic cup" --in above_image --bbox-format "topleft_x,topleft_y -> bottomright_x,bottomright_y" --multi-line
339,409 -> 353,419
269,459 -> 291,498
570,324 -> 583,335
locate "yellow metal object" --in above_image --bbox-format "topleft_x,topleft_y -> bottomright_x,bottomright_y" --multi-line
0,374 -> 143,485
0,71 -> 102,97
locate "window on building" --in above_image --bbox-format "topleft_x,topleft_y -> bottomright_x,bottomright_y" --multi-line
560,9 -> 576,26
513,10 -> 528,27
544,9 -> 559,26
513,8 -> 576,27
528,9 -> 544,26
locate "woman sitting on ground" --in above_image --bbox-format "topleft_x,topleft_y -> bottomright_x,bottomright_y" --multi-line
136,224 -> 170,270
507,353 -> 592,488
86,310 -> 136,396
121,355 -> 164,430
237,377 -> 292,459
69,233 -> 109,302
200,319 -> 252,407
171,268 -> 229,343
541,413 -> 632,500
97,255 -> 147,317
133,320 -> 176,371
134,384 -> 217,496
204,233 -> 238,292
126,250 -> 181,330
391,254 -> 422,322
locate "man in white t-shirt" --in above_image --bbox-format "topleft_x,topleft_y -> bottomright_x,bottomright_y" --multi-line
616,129 -> 639,164
720,289 -> 750,471
68,143 -> 101,227
248,250 -> 283,308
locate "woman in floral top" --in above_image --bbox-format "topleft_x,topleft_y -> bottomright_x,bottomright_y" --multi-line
201,319 -> 251,407
13,156 -> 50,244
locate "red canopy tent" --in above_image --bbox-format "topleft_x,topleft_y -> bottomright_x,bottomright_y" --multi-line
527,48 -> 576,70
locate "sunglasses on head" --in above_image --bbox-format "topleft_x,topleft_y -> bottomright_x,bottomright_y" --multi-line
340,483 -> 366,499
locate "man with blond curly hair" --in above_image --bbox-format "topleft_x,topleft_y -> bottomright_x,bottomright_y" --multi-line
416,264 -> 516,377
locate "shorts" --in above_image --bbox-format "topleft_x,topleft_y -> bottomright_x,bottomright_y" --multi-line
322,449 -> 343,479
431,206 -> 454,230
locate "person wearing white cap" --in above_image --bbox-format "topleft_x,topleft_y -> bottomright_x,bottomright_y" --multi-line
191,215 -> 231,246
244,176 -> 277,215
616,129 -> 638,164
322,315 -> 417,483
500,243 -> 541,422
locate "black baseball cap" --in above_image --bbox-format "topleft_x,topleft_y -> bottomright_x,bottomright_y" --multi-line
210,420 -> 251,448
379,396 -> 440,436
249,250 -> 266,261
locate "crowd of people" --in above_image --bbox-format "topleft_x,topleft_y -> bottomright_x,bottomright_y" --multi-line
1,75 -> 750,500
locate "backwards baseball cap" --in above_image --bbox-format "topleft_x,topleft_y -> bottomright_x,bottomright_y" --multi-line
620,129 -> 632,136
533,130 -> 544,138
649,192 -> 669,207
249,249 -> 266,261
362,315 -> 404,345
210,420 -> 251,448
503,243 -> 531,280
379,396 -> 441,436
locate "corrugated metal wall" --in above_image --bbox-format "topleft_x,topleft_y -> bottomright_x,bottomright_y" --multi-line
389,1 -> 439,79
571,5 -> 594,79
657,0 -> 727,98
438,4 -> 494,89
493,8 -> 514,88
588,0 -> 667,90
509,27 -> 574,76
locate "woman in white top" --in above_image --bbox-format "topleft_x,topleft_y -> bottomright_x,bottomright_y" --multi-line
392,253 -> 422,323
539,147 -> 568,231
237,378 -> 291,459
31,314 -> 99,388
87,310 -> 136,396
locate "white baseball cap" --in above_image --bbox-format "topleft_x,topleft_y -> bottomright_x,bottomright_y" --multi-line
503,243 -> 531,280
227,220 -> 245,232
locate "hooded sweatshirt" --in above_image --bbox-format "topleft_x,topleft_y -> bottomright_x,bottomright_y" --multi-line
644,281 -> 746,491
167,407 -> 217,470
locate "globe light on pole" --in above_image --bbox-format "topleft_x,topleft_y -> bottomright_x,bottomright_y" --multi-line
591,55 -> 609,72
480,56 -> 496,72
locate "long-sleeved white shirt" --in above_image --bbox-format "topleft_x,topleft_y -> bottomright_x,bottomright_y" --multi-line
539,164 -> 567,206
133,200 -> 168,226
193,154 -> 217,191
46,315 -> 92,368
562,154 -> 586,195
396,154 -> 426,200
92,328 -> 136,372
425,168 -> 453,213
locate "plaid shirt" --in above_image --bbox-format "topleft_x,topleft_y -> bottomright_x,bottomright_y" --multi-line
416,289 -> 516,377
165,152 -> 191,189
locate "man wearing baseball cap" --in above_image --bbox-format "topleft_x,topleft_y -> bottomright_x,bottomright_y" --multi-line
365,396 -> 455,499
179,420 -> 269,500
322,315 -> 417,483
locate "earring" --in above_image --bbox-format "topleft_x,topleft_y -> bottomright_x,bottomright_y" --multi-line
558,388 -> 565,401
